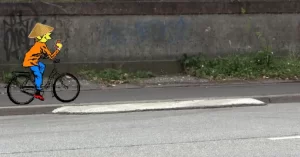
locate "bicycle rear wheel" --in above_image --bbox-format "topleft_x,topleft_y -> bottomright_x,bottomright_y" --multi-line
53,73 -> 80,103
7,75 -> 35,105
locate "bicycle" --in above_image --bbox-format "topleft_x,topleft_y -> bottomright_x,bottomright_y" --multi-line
6,57 -> 81,105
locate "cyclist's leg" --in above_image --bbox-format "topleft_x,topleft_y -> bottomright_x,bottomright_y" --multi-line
30,65 -> 44,100
38,61 -> 46,87
38,61 -> 45,76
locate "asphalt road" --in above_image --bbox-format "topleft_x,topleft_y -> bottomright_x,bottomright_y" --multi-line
1,82 -> 300,107
1,102 -> 300,156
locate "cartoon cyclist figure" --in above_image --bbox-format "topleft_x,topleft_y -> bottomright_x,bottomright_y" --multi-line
23,23 -> 63,101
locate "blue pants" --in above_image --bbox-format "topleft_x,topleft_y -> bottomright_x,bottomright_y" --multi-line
30,62 -> 45,91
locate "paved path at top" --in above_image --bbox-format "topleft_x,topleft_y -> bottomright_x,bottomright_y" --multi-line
1,82 -> 300,107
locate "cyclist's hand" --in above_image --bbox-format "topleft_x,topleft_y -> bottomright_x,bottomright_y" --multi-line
55,40 -> 63,50
56,43 -> 63,50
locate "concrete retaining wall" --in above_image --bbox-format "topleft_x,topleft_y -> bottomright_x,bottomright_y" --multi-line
0,0 -> 299,74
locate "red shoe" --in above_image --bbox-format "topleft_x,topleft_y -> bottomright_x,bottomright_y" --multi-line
34,94 -> 44,101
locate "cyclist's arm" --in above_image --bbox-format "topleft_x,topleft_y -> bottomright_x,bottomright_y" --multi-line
42,45 -> 60,60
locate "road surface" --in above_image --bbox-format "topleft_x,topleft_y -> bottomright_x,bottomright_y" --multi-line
1,82 -> 300,107
1,102 -> 300,156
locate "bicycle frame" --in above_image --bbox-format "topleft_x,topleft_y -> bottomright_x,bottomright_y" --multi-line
43,63 -> 61,90
9,61 -> 63,97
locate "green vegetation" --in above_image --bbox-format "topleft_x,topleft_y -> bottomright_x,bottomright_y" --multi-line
180,50 -> 300,81
0,71 -> 12,83
77,68 -> 155,84
0,68 -> 155,85
1,50 -> 300,85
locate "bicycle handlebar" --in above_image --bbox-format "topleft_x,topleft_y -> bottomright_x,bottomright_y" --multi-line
53,58 -> 60,63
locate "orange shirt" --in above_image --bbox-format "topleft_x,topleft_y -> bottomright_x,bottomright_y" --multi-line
23,42 -> 60,67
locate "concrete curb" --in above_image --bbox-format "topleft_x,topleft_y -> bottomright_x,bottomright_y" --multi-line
1,79 -> 300,93
1,94 -> 300,116
253,94 -> 300,104
51,98 -> 267,114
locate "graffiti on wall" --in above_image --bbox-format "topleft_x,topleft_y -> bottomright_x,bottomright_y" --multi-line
135,16 -> 186,44
3,6 -> 47,61
98,16 -> 187,48
101,19 -> 126,46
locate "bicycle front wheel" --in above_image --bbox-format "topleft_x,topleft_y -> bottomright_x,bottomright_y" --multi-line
53,73 -> 80,103
7,74 -> 35,105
